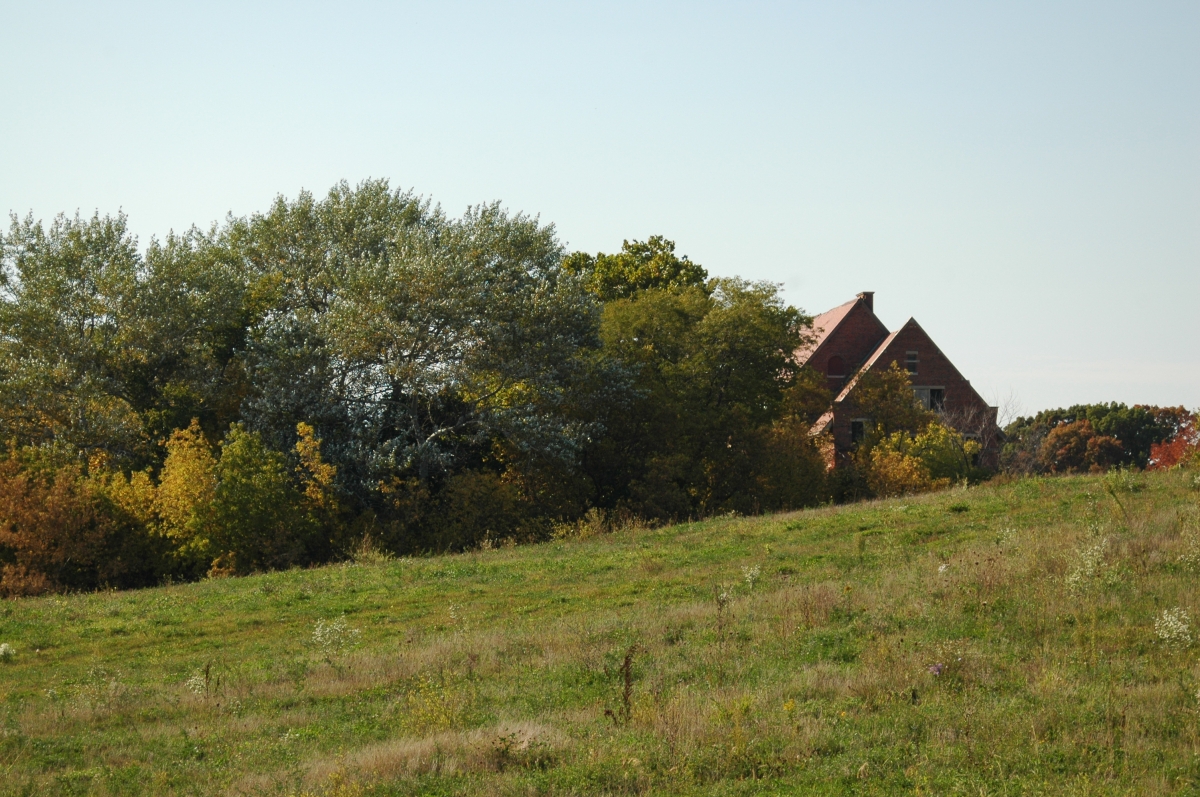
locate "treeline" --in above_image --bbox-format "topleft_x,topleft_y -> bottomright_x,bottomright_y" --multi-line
0,181 -> 845,595
1001,403 -> 1195,474
6,181 -> 1192,597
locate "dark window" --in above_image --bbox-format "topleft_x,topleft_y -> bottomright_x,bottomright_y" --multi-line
826,355 -> 845,378
929,388 -> 945,411
906,351 -> 918,374
850,420 -> 866,443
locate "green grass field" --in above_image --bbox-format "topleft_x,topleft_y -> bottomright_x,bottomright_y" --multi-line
2,470 -> 1200,795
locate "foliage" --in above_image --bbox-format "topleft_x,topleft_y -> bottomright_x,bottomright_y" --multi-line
863,421 -> 981,497
562,235 -> 708,302
582,278 -> 822,518
155,419 -> 218,572
1003,402 -> 1188,473
0,183 -> 900,589
0,458 -> 166,596
208,424 -> 312,575
1148,411 -> 1200,470
1037,419 -> 1124,474
845,361 -> 937,442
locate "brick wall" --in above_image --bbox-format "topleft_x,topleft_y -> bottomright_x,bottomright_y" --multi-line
827,319 -> 999,463
806,300 -> 889,394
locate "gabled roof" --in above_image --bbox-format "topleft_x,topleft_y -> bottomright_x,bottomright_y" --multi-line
831,316 -> 988,408
794,298 -> 858,365
833,326 -> 904,402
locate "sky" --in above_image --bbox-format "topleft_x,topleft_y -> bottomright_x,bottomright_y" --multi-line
2,1 -> 1197,418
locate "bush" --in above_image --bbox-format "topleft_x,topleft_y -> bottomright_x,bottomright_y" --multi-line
208,425 -> 313,575
0,459 -> 166,596
867,447 -> 944,498
155,419 -> 218,576
862,421 -> 980,498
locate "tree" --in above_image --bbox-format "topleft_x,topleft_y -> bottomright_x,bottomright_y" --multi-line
584,278 -> 818,518
0,458 -> 164,596
155,418 -> 218,573
847,362 -> 936,443
0,211 -> 146,463
208,424 -> 311,574
1003,402 -> 1185,471
1038,419 -> 1123,474
1148,411 -> 1199,469
563,235 -> 708,302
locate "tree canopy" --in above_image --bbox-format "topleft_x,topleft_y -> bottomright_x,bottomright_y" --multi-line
0,182 -> 840,594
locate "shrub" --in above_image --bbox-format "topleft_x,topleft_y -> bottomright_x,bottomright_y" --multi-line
155,419 -> 218,574
866,447 -> 945,497
430,470 -> 531,550
0,459 -> 165,596
208,424 -> 313,574
864,421 -> 978,497
906,421 -> 982,483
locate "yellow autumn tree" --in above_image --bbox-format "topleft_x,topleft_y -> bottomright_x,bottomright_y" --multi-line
155,419 -> 217,566
295,422 -> 337,513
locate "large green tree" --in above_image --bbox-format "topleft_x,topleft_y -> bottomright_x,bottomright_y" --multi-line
579,263 -> 823,518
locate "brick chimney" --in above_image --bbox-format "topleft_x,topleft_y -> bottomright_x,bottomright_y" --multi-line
856,291 -> 874,312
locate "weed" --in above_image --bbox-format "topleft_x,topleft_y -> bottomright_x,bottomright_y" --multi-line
488,731 -> 556,772
0,643 -> 14,663
401,672 -> 474,733
1154,607 -> 1192,649
1066,537 -> 1108,595
313,616 -> 361,661
185,662 -> 219,699
1105,466 -> 1146,494
349,534 -> 393,566
741,564 -> 761,589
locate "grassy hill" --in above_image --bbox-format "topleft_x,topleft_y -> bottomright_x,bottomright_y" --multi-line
2,470 -> 1199,796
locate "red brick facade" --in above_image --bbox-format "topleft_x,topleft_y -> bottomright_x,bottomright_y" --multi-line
798,293 -> 889,395
798,293 -> 1000,466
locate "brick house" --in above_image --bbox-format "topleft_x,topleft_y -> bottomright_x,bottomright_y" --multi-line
796,292 -> 1000,466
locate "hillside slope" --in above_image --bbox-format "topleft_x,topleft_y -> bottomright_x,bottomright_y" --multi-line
1,471 -> 1199,795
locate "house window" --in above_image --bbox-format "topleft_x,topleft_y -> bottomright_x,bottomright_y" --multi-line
850,419 -> 866,443
906,351 -> 918,374
912,387 -> 946,411
826,355 -> 845,378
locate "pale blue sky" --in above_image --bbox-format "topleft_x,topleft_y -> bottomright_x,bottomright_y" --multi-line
3,1 -> 1197,416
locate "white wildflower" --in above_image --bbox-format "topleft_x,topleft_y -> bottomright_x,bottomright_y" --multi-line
1066,538 -> 1108,595
185,672 -> 207,695
1154,607 -> 1192,649
0,643 -> 14,662
1179,525 -> 1200,572
313,616 -> 361,658
742,565 -> 761,589
938,563 -> 948,574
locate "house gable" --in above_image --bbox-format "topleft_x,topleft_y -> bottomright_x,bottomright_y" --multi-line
804,298 -> 1000,465
796,292 -> 890,394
